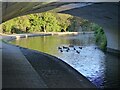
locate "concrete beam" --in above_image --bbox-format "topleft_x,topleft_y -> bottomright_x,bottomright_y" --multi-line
2,2 -> 70,22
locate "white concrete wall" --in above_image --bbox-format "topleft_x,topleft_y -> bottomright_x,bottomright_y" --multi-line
104,27 -> 119,51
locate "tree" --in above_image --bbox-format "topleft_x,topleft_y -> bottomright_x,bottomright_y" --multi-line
39,12 -> 61,32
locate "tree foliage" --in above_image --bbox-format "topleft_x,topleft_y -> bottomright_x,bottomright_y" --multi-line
2,12 -> 98,33
94,24 -> 107,51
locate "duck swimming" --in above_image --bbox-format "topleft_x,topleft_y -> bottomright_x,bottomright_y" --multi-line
58,47 -> 62,50
60,49 -> 63,52
76,50 -> 80,54
79,47 -> 82,49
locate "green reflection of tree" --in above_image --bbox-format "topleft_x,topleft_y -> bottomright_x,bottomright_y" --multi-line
11,35 -> 70,56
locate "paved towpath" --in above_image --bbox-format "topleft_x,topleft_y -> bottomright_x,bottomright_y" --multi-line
2,42 -> 47,88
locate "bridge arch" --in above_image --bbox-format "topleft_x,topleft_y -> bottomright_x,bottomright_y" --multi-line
1,2 -> 120,53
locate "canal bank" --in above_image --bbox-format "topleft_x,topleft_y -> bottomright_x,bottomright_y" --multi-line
0,32 -> 94,41
1,33 -> 96,88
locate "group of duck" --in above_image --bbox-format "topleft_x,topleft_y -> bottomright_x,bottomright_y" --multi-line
58,45 -> 83,54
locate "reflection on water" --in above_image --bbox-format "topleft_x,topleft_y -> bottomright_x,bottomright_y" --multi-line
58,46 -> 106,88
11,33 -> 119,88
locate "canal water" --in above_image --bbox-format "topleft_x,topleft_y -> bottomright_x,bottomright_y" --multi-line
10,33 -> 119,88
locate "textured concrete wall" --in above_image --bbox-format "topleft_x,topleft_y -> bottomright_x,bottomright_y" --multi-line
1,2 -> 120,52
2,2 -> 70,22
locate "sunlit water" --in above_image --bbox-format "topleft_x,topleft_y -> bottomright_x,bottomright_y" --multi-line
10,33 -> 119,88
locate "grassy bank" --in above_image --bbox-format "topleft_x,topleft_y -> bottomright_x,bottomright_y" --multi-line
94,24 -> 107,51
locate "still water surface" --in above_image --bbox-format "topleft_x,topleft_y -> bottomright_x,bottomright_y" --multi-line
11,34 -> 119,88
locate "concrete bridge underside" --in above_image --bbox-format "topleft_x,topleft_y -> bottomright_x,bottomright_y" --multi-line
1,2 -> 120,53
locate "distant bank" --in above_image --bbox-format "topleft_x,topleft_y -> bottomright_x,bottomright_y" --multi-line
0,31 -> 94,42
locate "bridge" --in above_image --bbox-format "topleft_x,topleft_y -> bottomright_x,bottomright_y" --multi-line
0,1 -> 120,88
1,2 -> 120,54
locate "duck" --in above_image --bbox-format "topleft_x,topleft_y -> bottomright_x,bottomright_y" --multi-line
76,50 -> 80,54
66,49 -> 69,52
79,47 -> 82,49
60,49 -> 63,52
63,46 -> 69,49
67,48 -> 70,50
74,47 -> 76,50
58,47 -> 62,50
